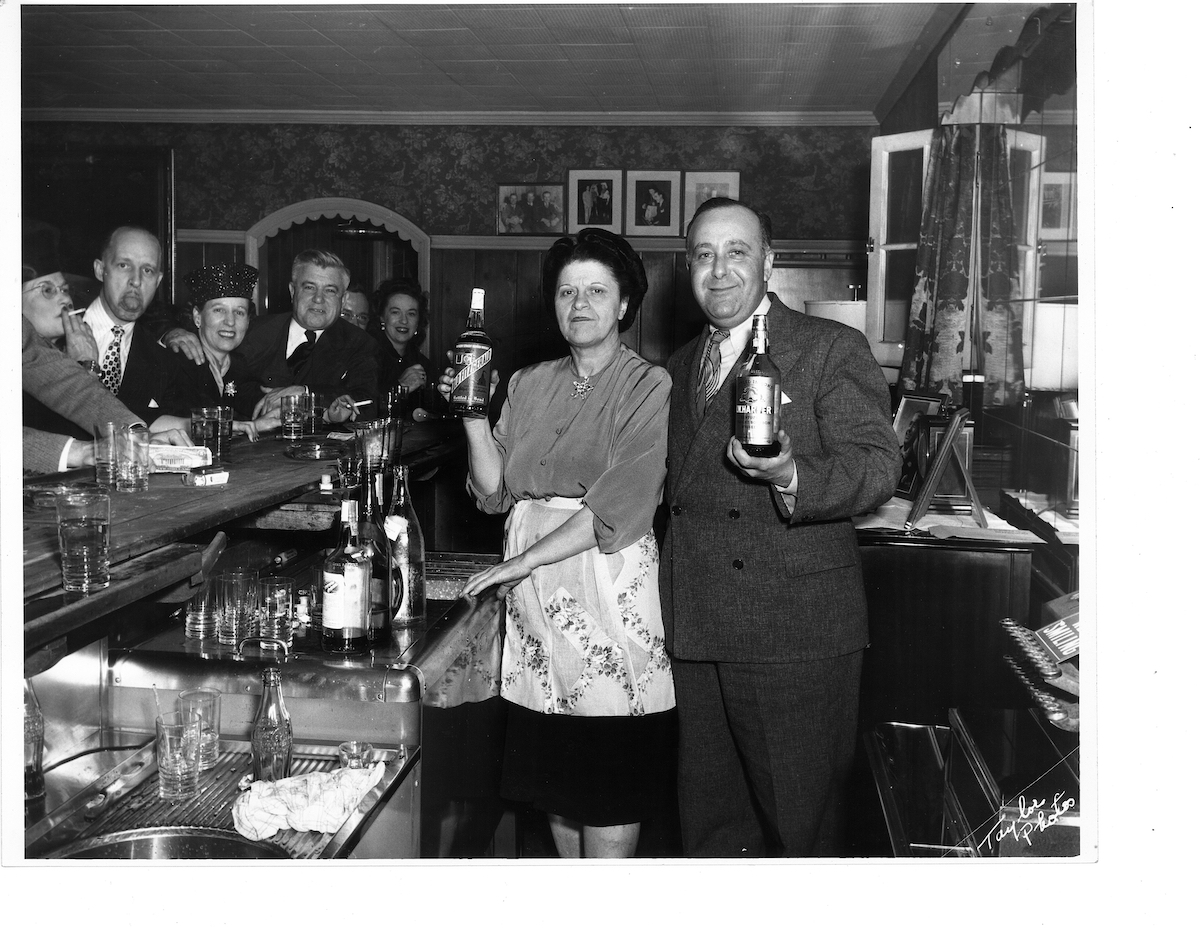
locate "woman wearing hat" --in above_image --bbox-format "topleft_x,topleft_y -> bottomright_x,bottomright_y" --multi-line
151,263 -> 278,440
436,228 -> 675,858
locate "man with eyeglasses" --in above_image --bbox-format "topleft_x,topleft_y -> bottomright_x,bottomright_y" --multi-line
163,249 -> 379,423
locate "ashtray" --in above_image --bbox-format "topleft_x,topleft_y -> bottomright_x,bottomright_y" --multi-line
23,482 -> 105,509
283,439 -> 349,461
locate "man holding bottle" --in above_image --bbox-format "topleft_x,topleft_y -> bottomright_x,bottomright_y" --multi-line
660,198 -> 901,857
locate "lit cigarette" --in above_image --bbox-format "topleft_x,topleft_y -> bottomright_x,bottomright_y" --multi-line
351,399 -> 371,408
67,308 -> 86,316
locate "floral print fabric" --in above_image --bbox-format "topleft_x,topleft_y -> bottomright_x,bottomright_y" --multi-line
500,497 -> 675,718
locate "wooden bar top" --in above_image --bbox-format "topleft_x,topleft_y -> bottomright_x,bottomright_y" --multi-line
23,421 -> 465,645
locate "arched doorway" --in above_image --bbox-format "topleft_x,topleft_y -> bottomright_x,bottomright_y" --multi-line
244,198 -> 430,316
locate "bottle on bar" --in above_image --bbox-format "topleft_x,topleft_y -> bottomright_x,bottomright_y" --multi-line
734,314 -> 782,457
251,666 -> 292,783
384,464 -> 425,633
321,499 -> 370,655
358,470 -> 391,649
449,288 -> 491,419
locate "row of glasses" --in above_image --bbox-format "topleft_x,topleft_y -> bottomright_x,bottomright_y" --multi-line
184,570 -> 295,649
156,687 -> 223,801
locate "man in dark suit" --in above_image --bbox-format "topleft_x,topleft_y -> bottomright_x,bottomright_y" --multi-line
661,199 -> 901,856
79,226 -> 174,426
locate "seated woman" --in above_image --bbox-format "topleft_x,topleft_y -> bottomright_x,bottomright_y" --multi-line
373,278 -> 443,417
22,255 -> 98,443
151,264 -> 277,439
438,228 -> 675,858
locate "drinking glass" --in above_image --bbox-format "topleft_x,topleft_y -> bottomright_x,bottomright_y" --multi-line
190,406 -> 233,462
177,688 -> 221,772
216,568 -> 259,647
54,487 -> 111,593
156,710 -> 201,801
259,577 -> 295,649
281,393 -> 309,440
338,741 -> 374,769
115,425 -> 150,492
93,421 -> 117,486
184,576 -> 216,640
354,419 -> 385,472
337,450 -> 362,493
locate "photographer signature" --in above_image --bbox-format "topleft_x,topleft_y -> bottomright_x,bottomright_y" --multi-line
980,792 -> 1077,851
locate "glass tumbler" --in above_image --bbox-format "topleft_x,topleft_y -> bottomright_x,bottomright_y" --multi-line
259,577 -> 295,649
216,568 -> 259,647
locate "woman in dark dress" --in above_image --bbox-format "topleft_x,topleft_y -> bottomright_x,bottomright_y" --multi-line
372,278 -> 445,417
151,264 -> 277,439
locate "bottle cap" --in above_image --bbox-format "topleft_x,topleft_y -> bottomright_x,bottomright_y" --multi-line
471,288 -> 485,310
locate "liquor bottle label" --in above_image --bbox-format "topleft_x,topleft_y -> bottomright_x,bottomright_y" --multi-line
736,375 -> 779,445
451,346 -> 492,390
321,569 -> 366,631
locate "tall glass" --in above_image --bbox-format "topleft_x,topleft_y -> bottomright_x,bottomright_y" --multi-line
93,421 -> 117,487
190,406 -> 233,462
177,688 -> 221,771
281,393 -> 311,440
156,710 -> 201,801
259,577 -> 295,649
184,576 -> 216,640
54,487 -> 111,593
115,425 -> 150,492
216,568 -> 259,647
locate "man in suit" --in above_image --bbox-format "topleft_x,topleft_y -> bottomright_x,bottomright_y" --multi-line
167,249 -> 378,423
661,198 -> 901,857
79,226 -> 174,426
22,317 -> 191,474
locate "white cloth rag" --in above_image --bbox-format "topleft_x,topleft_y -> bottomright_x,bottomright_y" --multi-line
232,763 -> 385,841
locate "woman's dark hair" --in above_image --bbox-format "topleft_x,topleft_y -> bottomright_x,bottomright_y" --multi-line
541,228 -> 649,328
372,277 -> 429,344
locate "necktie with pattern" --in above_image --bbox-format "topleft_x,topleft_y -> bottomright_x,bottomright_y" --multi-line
696,327 -> 729,412
99,325 -> 124,394
287,329 -> 317,377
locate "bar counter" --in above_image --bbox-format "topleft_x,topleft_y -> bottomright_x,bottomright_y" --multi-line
23,421 -> 465,665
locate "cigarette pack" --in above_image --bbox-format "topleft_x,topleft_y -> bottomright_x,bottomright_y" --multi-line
182,464 -> 229,486
150,445 -> 213,473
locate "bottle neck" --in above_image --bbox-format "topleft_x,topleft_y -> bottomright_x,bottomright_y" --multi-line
390,466 -> 410,510
465,308 -> 484,330
751,318 -> 768,354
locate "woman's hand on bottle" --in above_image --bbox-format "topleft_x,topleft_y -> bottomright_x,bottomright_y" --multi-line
437,351 -> 500,403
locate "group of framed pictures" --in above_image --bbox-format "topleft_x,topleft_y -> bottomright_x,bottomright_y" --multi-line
496,170 -> 740,237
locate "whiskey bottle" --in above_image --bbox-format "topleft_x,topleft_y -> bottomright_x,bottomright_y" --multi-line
321,499 -> 370,654
734,314 -> 782,457
384,464 -> 426,632
449,288 -> 491,418
358,470 -> 390,649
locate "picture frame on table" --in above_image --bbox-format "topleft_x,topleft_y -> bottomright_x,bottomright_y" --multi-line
682,171 -> 740,230
497,182 -> 565,235
1039,172 -> 1077,241
567,169 -> 623,234
894,391 -> 946,499
624,170 -> 682,236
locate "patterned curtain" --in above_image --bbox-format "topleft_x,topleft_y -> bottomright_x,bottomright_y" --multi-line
900,125 -> 1025,406
976,125 -> 1025,405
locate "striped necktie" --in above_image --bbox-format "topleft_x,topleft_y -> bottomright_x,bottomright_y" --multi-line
99,325 -> 124,394
696,327 -> 729,412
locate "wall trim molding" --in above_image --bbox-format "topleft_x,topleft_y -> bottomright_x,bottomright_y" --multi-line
21,108 -> 881,128
429,235 -> 866,259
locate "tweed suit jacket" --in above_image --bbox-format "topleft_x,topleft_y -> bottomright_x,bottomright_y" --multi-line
228,314 -> 380,419
661,295 -> 901,663
21,317 -> 142,473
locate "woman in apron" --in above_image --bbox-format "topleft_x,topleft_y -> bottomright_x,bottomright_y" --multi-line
441,228 -> 674,858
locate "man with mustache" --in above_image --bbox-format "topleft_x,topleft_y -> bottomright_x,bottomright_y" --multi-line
79,225 -> 172,425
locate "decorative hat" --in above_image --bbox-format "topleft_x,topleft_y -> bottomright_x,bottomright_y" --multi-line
185,263 -> 258,306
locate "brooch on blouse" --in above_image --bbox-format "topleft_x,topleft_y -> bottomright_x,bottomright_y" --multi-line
570,376 -> 593,399
224,381 -> 237,397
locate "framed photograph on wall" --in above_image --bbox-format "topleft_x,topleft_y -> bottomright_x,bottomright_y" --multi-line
567,168 -> 623,234
1039,172 -> 1077,241
497,182 -> 565,235
682,171 -> 740,230
624,170 -> 681,236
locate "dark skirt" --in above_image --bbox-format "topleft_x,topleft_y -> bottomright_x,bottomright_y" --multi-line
500,700 -> 678,827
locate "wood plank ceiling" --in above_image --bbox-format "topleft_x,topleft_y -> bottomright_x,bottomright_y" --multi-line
20,2 -> 999,126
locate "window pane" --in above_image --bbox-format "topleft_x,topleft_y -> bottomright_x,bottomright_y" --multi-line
886,149 -> 925,244
883,249 -> 917,343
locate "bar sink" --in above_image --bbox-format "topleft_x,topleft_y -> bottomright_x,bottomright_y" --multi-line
42,826 -> 290,859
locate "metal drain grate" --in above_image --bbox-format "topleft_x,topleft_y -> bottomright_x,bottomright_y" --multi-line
73,749 -> 339,859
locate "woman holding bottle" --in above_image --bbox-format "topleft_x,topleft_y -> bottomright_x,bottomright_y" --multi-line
438,228 -> 674,859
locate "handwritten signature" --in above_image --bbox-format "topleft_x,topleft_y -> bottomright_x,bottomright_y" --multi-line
980,792 -> 1077,851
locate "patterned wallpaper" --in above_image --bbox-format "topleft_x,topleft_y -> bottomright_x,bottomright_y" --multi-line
23,122 -> 875,240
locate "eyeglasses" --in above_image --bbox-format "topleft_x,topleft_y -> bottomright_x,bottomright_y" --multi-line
23,281 -> 72,299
